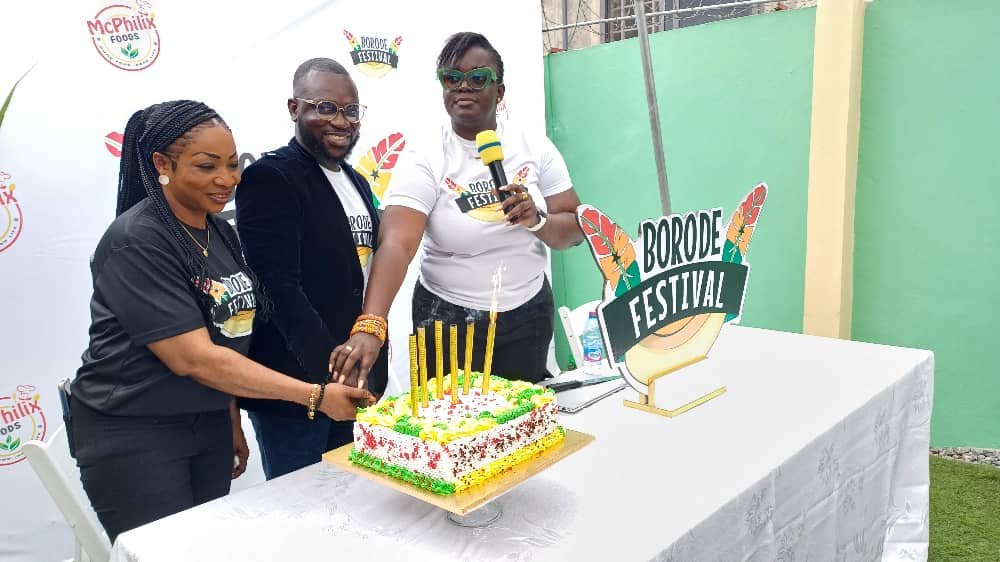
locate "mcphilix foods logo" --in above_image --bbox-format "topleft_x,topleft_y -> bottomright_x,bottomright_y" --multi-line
87,2 -> 160,71
343,30 -> 401,78
0,172 -> 23,253
0,385 -> 47,467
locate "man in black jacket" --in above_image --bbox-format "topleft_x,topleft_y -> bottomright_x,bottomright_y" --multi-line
235,58 -> 388,479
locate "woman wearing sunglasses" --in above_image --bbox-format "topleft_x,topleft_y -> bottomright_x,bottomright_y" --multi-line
330,32 -> 584,387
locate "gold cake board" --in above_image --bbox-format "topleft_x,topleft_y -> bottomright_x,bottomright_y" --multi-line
322,429 -> 594,516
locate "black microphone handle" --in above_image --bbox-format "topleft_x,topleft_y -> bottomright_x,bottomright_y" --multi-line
488,161 -> 513,202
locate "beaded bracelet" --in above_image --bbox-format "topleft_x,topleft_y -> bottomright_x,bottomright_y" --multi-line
350,313 -> 388,344
315,382 -> 327,414
306,383 -> 320,420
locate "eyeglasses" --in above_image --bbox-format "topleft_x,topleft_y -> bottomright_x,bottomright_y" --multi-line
295,98 -> 366,123
436,67 -> 498,91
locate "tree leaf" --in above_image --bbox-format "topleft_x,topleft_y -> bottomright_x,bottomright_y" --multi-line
10,438 -> 19,450
0,65 -> 33,130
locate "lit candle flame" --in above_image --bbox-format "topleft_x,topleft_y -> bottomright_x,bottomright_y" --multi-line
483,263 -> 504,394
489,262 -> 503,321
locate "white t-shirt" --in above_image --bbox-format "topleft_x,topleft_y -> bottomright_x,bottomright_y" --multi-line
321,166 -> 374,287
384,122 -> 573,311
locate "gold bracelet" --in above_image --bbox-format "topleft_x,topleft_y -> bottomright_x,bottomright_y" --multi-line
307,383 -> 320,420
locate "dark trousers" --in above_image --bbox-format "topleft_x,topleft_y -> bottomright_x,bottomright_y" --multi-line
412,277 -> 554,384
248,410 -> 353,480
69,396 -> 232,543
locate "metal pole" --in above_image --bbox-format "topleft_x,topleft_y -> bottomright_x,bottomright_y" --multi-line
562,0 -> 569,49
633,0 -> 672,215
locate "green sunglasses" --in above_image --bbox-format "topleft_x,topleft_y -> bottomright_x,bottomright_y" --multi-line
437,67 -> 498,91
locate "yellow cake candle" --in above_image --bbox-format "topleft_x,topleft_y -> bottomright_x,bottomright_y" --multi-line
463,321 -> 474,394
434,320 -> 444,400
408,334 -> 419,418
450,324 -> 459,404
483,310 -> 497,393
417,326 -> 428,407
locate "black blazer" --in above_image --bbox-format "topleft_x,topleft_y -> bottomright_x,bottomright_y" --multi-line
235,138 -> 388,417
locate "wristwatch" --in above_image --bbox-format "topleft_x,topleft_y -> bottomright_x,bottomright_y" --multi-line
526,208 -> 548,232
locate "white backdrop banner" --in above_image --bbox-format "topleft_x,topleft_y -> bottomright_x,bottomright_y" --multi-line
0,1 -> 544,559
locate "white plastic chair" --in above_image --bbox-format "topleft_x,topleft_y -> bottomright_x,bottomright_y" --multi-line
22,424 -> 111,562
557,299 -> 601,367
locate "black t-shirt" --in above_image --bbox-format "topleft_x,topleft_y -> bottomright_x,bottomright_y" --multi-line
73,199 -> 257,416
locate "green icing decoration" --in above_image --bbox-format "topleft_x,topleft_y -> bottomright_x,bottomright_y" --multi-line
348,448 -> 456,495
392,416 -> 422,436
495,402 -> 534,424
516,388 -> 543,402
377,374 -> 553,439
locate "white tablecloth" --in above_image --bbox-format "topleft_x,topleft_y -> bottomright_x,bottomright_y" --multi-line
110,326 -> 933,561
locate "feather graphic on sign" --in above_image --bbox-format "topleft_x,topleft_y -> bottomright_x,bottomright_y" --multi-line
389,36 -> 403,54
343,30 -> 360,51
577,205 -> 641,297
723,183 -> 767,265
354,132 -> 406,207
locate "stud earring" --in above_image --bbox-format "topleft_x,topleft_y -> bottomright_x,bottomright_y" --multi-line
158,174 -> 170,186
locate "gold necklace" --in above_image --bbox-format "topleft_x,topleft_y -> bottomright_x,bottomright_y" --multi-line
179,221 -> 210,257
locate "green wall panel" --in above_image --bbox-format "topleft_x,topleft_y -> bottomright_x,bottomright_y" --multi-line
855,0 -> 1000,447
545,8 -> 816,368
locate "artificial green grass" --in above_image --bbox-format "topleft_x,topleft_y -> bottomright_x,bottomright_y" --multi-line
929,456 -> 1000,561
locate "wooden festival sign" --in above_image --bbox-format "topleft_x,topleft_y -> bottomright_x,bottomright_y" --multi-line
576,183 -> 767,417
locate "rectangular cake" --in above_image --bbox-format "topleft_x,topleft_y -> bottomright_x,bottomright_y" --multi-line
350,372 -> 564,495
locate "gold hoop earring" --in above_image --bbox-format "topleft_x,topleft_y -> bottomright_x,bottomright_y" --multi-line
158,174 -> 170,186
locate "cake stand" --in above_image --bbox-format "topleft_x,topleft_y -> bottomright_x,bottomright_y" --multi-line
323,428 -> 594,527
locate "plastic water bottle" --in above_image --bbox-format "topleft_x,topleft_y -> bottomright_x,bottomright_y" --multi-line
581,311 -> 605,365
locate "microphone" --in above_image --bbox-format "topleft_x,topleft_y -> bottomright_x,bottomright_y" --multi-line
475,130 -> 513,203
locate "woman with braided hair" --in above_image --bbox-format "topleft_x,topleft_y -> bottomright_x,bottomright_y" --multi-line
69,100 -> 374,541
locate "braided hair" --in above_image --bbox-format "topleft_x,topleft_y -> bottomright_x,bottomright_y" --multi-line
116,100 -> 269,319
437,32 -> 504,83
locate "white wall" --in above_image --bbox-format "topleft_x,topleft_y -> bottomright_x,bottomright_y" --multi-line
0,1 -> 544,559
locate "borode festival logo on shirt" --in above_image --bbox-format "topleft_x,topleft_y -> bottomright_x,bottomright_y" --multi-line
343,30 -> 401,78
349,215 -> 374,267
0,385 -> 47,467
0,172 -> 23,253
87,1 -> 160,71
197,272 -> 256,338
447,166 -> 529,223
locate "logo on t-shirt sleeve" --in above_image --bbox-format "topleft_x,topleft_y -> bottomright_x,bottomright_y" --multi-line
448,166 -> 529,223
